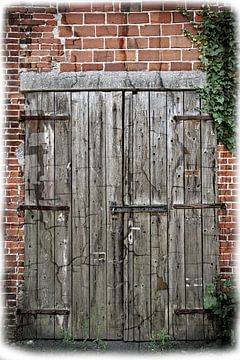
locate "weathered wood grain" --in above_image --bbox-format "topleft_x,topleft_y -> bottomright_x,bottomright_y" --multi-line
37,92 -> 55,338
123,92 -> 134,341
23,93 -> 39,339
54,92 -> 71,338
132,92 -> 151,341
89,92 -> 107,339
150,92 -> 168,334
105,92 -> 124,339
167,91 -> 186,340
22,89 -> 218,342
71,92 -> 90,339
183,91 -> 204,340
201,109 -> 218,340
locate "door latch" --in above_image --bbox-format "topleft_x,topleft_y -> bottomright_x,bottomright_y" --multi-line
128,219 -> 140,245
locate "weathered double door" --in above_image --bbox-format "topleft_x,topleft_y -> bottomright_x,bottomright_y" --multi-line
22,90 -> 218,341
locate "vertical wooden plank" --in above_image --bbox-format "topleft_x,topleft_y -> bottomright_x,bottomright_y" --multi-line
167,91 -> 186,340
106,92 -> 124,339
37,92 -> 55,338
150,92 -> 168,334
150,92 -> 167,205
71,92 -> 90,339
23,93 -> 39,338
132,92 -> 151,341
183,91 -> 204,340
123,91 -> 134,341
89,92 -> 107,339
201,115 -> 218,340
54,92 -> 71,338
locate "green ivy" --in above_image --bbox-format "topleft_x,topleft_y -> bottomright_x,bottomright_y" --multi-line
180,6 -> 237,153
204,274 -> 237,344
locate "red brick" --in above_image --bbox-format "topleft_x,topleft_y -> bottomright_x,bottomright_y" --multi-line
183,23 -> 197,35
150,12 -> 171,23
71,50 -> 92,62
128,13 -> 149,24
195,13 -> 203,22
139,50 -> 160,61
62,13 -> 83,25
118,25 -> 139,36
105,38 -> 126,49
94,50 -> 114,62
182,49 -> 200,60
149,37 -> 169,48
82,38 -> 104,49
68,4 -> 92,12
171,36 -> 192,48
32,13 -> 55,19
96,25 -> 117,36
149,62 -> 170,70
60,63 -> 82,72
127,38 -> 148,49
92,2 -> 113,12
107,13 -> 127,24
142,2 -> 163,11
125,63 -> 148,71
173,12 -> 194,23
120,2 -> 141,12
59,26 -> 73,37
186,2 -> 204,10
115,50 -> 136,61
140,25 -> 160,36
161,50 -> 181,61
74,26 -> 95,37
65,39 -> 82,49
162,24 -> 182,36
82,63 -> 104,71
84,13 -> 105,24
164,1 -> 185,10
171,62 -> 192,70
105,63 -> 126,71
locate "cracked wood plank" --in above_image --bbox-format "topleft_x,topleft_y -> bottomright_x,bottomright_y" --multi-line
201,103 -> 219,340
132,92 -> 151,341
72,92 -> 90,339
23,92 -> 38,339
167,90 -> 186,340
150,92 -> 168,334
183,91 -> 204,340
37,92 -> 55,338
106,92 -> 124,339
123,91 -> 133,341
89,92 -> 107,339
54,92 -> 71,338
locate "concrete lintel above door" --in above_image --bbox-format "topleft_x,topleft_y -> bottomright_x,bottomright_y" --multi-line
20,71 -> 206,92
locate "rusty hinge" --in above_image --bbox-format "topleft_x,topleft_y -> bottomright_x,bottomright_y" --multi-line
172,203 -> 226,210
110,204 -> 168,214
20,115 -> 70,122
16,308 -> 70,315
17,204 -> 70,211
174,115 -> 213,121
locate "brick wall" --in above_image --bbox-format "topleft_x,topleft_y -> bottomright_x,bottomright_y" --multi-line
3,1 -> 237,339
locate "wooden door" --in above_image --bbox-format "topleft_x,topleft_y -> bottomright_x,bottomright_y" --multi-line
21,90 -> 219,341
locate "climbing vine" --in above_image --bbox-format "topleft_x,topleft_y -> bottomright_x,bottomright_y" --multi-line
181,6 -> 237,153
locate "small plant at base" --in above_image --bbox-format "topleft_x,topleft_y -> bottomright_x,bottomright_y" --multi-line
92,337 -> 107,351
204,275 -> 237,345
149,329 -> 172,352
62,330 -> 75,350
